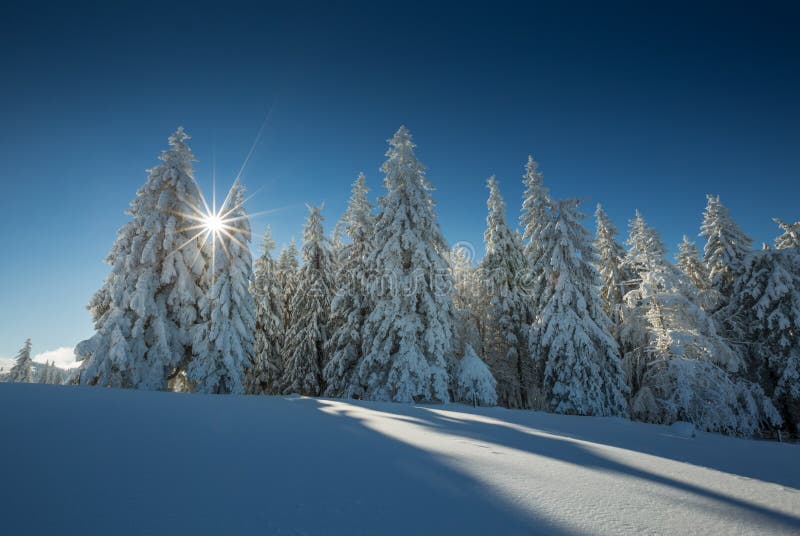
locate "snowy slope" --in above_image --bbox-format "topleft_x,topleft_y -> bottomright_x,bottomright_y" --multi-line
0,384 -> 798,535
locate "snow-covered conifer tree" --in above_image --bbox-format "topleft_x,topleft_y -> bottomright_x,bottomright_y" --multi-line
529,199 -> 628,416
76,128 -> 206,390
449,244 -> 480,358
593,204 -> 630,327
44,362 -> 65,385
773,218 -> 800,250
276,240 -> 299,337
676,235 -> 708,291
8,339 -> 34,383
623,210 -> 667,281
620,211 -> 734,392
324,174 -> 375,398
727,247 -> 800,432
633,357 -> 781,437
619,213 -> 774,435
282,205 -> 336,396
476,176 -> 533,408
700,195 -> 752,306
519,156 -> 551,319
188,182 -> 256,394
37,361 -> 51,384
354,126 -> 455,403
454,345 -> 498,407
675,235 -> 717,310
250,226 -> 284,394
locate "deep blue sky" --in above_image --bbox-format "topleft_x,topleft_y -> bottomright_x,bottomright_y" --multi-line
0,1 -> 798,359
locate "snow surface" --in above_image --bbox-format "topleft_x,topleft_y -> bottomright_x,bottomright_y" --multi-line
1,383 -> 798,535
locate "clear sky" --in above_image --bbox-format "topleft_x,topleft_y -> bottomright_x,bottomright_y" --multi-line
0,1 -> 797,361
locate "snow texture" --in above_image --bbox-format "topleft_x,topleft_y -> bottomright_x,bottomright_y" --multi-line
1,383 -> 798,536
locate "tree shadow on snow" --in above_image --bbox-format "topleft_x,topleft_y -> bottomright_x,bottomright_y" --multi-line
0,385 -> 571,536
333,401 -> 800,534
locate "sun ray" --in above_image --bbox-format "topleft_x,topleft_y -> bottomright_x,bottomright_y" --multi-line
171,111 -> 279,292
233,104 -> 274,185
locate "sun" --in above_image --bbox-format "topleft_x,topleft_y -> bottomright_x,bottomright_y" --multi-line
203,212 -> 225,235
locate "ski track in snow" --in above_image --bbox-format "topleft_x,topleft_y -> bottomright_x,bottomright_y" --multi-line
1,383 -> 798,535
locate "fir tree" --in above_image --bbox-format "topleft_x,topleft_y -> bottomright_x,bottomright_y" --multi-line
76,128 -> 206,390
476,176 -> 533,408
593,204 -> 630,328
8,339 -> 34,383
773,218 -> 800,250
251,226 -> 284,394
700,194 -> 752,307
530,199 -> 628,416
282,205 -> 336,396
355,126 -> 455,403
324,174 -> 375,398
188,182 -> 256,394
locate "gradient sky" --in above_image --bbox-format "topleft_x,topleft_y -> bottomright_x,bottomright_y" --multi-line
0,1 -> 798,360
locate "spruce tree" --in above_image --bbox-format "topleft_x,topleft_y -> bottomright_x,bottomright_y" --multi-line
618,213 -> 774,435
276,241 -> 299,337
623,210 -> 667,282
774,218 -> 800,250
700,194 -> 752,307
676,235 -> 708,291
37,361 -> 51,384
530,199 -> 628,416
251,226 -> 284,394
76,128 -> 206,390
728,248 -> 800,433
355,126 -> 455,403
324,173 -> 375,398
593,204 -> 630,328
450,244 -> 481,361
476,176 -> 532,408
188,182 -> 256,394
629,259 -> 779,436
676,235 -> 716,309
282,205 -> 336,396
454,345 -> 498,407
620,210 -> 671,393
8,339 -> 34,383
519,156 -> 551,319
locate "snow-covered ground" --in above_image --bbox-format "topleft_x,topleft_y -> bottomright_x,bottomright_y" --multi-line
1,383 -> 798,535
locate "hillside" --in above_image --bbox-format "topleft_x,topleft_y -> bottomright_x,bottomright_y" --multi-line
1,383 -> 798,535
